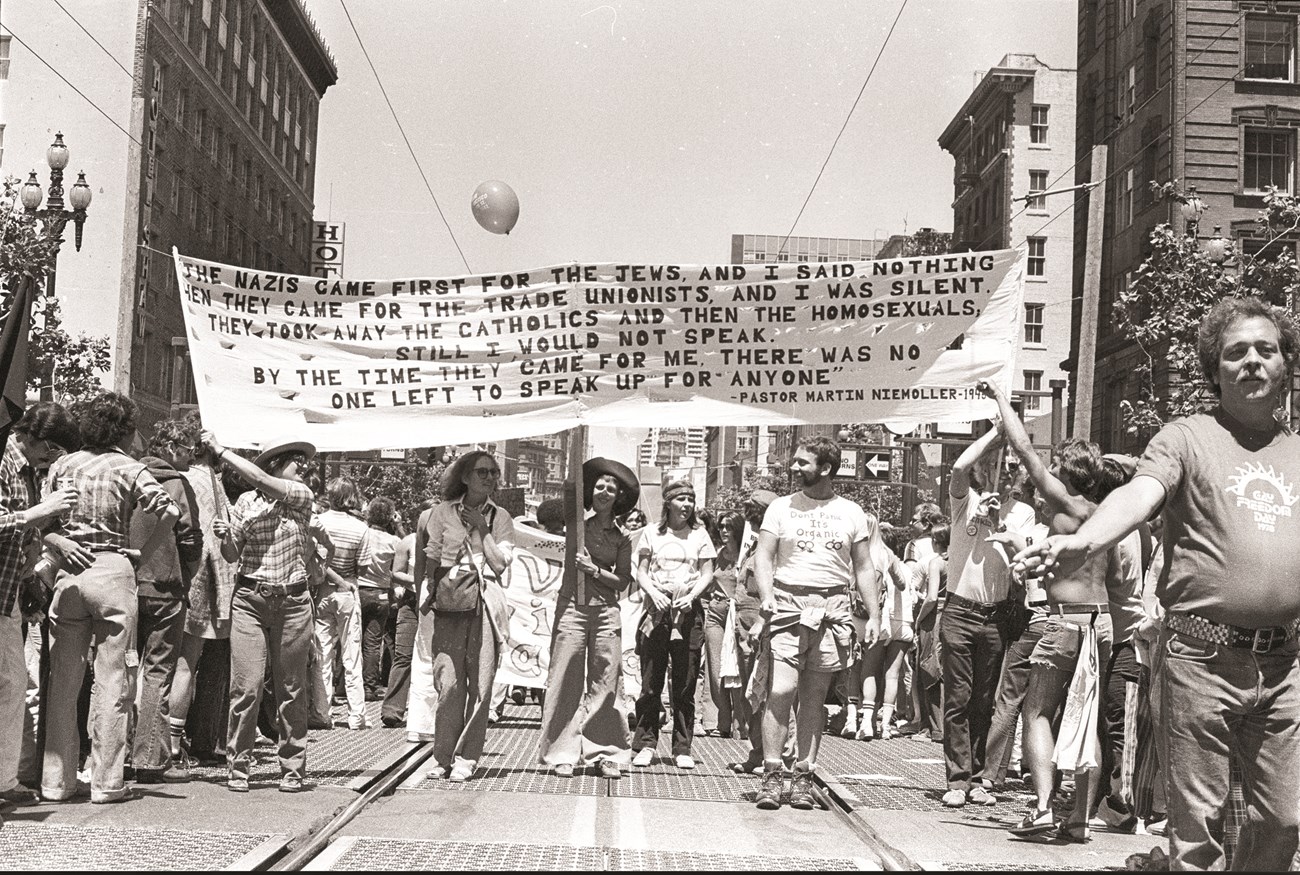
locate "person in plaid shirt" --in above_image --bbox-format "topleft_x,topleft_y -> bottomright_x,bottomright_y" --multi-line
41,393 -> 179,805
203,429 -> 318,794
0,403 -> 79,812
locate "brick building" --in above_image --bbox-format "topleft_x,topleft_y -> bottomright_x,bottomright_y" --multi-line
0,0 -> 335,431
1072,0 -> 1300,452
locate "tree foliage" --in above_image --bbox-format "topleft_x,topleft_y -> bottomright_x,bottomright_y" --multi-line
0,176 -> 111,403
1116,185 -> 1300,436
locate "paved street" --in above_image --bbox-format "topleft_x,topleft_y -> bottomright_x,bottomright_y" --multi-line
0,702 -> 1160,870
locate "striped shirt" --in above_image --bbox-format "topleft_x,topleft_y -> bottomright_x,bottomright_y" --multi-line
357,527 -> 399,589
48,448 -> 171,552
0,437 -> 38,614
230,481 -> 314,586
314,509 -> 368,582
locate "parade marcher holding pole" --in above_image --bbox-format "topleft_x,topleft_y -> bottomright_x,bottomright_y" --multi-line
204,431 -> 317,794
423,451 -> 516,782
538,457 -> 638,778
1015,298 -> 1300,870
754,435 -> 888,811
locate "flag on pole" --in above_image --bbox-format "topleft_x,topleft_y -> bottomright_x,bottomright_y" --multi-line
0,276 -> 37,447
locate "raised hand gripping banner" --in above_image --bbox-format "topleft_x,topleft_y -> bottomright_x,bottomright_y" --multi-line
174,250 -> 1025,449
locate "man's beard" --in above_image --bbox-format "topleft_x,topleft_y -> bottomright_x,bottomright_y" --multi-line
799,469 -> 826,488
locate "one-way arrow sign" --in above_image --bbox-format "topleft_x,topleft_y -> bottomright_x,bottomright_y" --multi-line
863,452 -> 891,480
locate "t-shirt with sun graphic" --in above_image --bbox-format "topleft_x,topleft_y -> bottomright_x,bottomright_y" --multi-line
1136,407 -> 1300,628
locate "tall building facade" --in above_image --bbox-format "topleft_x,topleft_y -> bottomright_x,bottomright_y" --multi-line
638,427 -> 707,470
1073,0 -> 1300,453
1,0 -> 335,430
939,53 -> 1077,438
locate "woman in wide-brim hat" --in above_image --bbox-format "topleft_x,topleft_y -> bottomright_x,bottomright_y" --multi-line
537,457 -> 640,778
202,431 -> 320,794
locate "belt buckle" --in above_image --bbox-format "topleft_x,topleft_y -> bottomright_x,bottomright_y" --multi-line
257,584 -> 278,598
1252,628 -> 1276,653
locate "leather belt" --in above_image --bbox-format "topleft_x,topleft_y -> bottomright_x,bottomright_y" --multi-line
1048,602 -> 1107,616
238,576 -> 310,598
1166,611 -> 1300,654
945,592 -> 1013,613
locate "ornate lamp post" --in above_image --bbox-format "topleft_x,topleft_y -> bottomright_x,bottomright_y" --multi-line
19,132 -> 92,399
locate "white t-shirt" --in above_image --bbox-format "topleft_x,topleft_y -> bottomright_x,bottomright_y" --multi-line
761,493 -> 873,592
639,524 -> 717,589
947,489 -> 1036,603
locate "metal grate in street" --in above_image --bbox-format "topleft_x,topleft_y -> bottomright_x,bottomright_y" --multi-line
187,701 -> 409,789
927,860 -> 1121,871
0,823 -> 272,871
608,847 -> 866,871
312,837 -> 606,871
610,735 -> 759,803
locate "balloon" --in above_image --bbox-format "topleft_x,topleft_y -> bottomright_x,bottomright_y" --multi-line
471,180 -> 520,235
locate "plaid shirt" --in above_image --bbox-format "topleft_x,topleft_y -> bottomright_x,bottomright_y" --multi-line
0,436 -> 39,614
230,480 -> 314,586
48,448 -> 172,552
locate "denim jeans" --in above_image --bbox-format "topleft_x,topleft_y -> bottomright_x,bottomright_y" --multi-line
314,586 -> 364,722
133,593 -> 186,770
1098,639 -> 1140,808
0,605 -> 26,792
985,620 -> 1044,787
633,605 -> 704,756
939,596 -> 1009,792
381,601 -> 418,725
537,599 -> 629,766
1160,626 -> 1300,871
42,553 -> 137,802
357,587 -> 391,698
430,607 -> 499,769
227,585 -> 313,782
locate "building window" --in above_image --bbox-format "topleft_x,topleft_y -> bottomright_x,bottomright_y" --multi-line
169,172 -> 181,213
1023,370 -> 1043,411
1030,105 -> 1049,144
0,36 -> 11,80
1118,64 -> 1136,120
0,125 -> 5,166
1119,167 -> 1135,228
1024,303 -> 1044,344
1245,15 -> 1296,81
1027,237 -> 1046,276
1122,0 -> 1137,25
1027,170 -> 1048,209
1244,128 -> 1295,193
189,185 -> 199,228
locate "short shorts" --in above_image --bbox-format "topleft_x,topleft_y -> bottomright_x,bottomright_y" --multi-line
768,589 -> 853,673
1030,611 -> 1113,674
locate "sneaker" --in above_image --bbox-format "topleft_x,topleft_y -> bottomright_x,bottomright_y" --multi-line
789,767 -> 816,810
841,710 -> 859,738
631,748 -> 655,768
1090,796 -> 1139,833
308,720 -> 334,731
0,786 -> 39,807
381,716 -> 404,729
729,757 -> 764,775
1009,808 -> 1058,837
347,716 -> 369,731
967,786 -> 997,806
553,763 -> 574,778
510,687 -> 526,706
406,731 -> 435,743
227,774 -> 250,793
448,761 -> 475,783
425,765 -> 448,780
854,724 -> 875,742
879,724 -> 893,741
755,768 -> 784,810
599,759 -> 622,779
942,788 -> 966,808
164,754 -> 192,784
279,775 -> 305,793
674,754 -> 696,770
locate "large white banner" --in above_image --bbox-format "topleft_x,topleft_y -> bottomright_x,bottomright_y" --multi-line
173,250 -> 1025,449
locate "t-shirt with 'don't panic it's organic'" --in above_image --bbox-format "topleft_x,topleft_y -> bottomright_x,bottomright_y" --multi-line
1136,407 -> 1300,629
761,492 -> 873,593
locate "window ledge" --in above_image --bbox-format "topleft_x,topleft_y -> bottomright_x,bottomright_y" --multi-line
1022,343 -> 1048,351
1027,276 -> 1049,283
1235,80 -> 1300,97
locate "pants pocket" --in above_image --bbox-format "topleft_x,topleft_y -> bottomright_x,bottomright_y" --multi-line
1165,631 -> 1218,662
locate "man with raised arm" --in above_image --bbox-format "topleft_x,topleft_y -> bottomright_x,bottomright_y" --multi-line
1015,298 -> 1300,870
940,418 -> 1035,809
978,380 -> 1111,841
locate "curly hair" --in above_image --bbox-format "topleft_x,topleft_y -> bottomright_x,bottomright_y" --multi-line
796,435 -> 842,475
1054,437 -> 1102,500
147,419 -> 199,456
14,402 -> 79,450
1198,297 -> 1300,396
442,450 -> 497,502
913,502 -> 945,530
366,496 -> 403,536
77,392 -> 137,449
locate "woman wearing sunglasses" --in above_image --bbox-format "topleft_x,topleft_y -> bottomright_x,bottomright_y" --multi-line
421,451 -> 516,782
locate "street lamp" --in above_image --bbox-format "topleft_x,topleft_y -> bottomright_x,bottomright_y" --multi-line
1180,184 -> 1205,236
1205,225 -> 1230,264
21,132 -> 93,400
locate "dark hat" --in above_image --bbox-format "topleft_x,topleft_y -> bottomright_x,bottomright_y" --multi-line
747,489 -> 778,509
583,457 -> 640,515
661,479 -> 695,503
253,437 -> 317,471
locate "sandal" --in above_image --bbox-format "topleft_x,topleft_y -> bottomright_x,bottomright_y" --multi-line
1009,808 -> 1058,837
1055,822 -> 1090,844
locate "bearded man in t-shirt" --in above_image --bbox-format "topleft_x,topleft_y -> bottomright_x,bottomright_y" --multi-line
1016,297 -> 1300,871
753,435 -> 889,811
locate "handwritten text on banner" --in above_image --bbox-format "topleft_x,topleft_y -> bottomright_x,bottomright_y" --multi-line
173,250 -> 1025,449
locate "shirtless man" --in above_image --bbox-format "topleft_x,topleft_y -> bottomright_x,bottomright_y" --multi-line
979,380 -> 1111,842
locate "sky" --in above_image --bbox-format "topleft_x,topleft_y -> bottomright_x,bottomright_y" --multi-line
309,0 -> 1079,279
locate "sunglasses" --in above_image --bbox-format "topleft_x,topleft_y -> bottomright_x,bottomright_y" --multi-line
472,468 -> 500,479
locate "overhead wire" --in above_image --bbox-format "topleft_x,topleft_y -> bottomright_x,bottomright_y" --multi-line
776,0 -> 910,258
51,0 -> 134,78
334,0 -> 471,274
